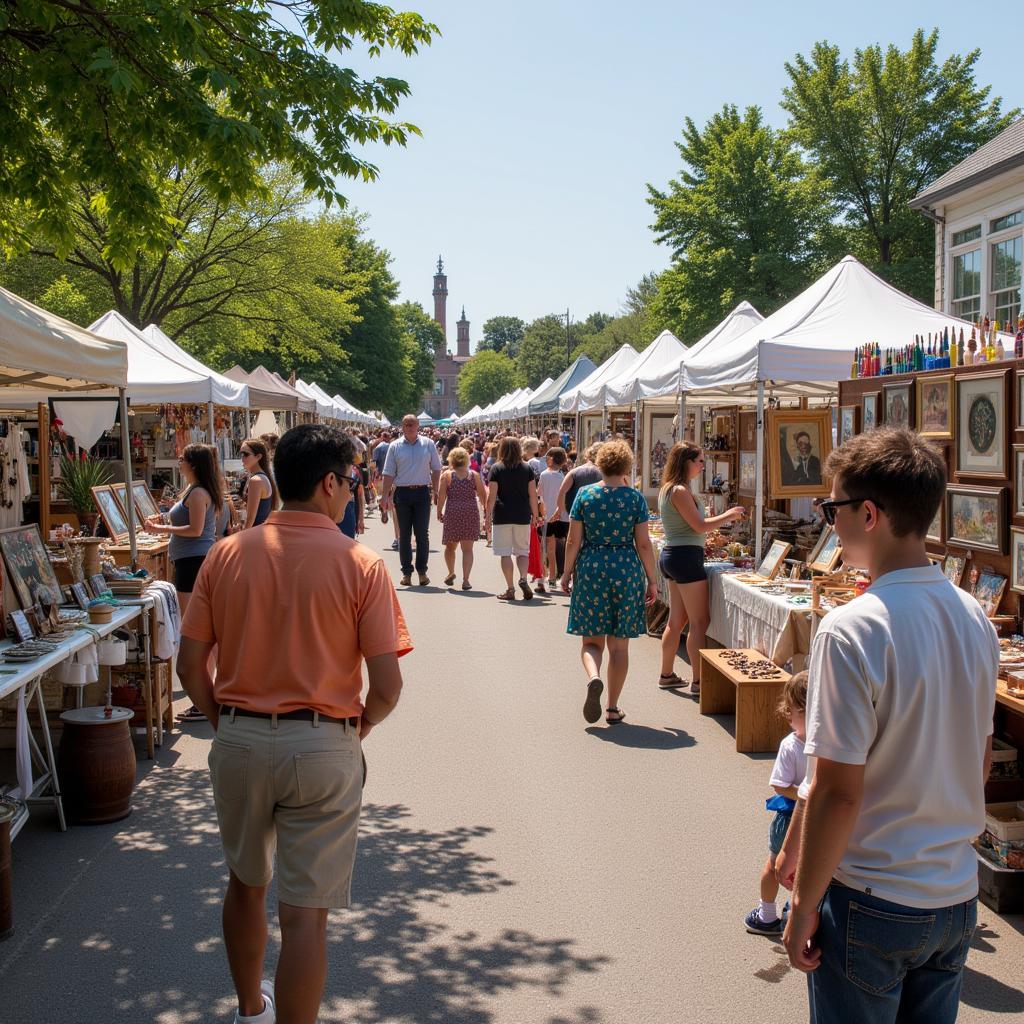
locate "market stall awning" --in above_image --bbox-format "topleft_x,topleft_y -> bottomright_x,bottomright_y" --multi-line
417,410 -> 434,425
593,332 -> 687,409
222,365 -> 315,413
514,381 -> 548,418
294,379 -> 340,420
527,357 -> 597,416
0,286 -> 128,392
559,345 -> 638,414
85,310 -> 249,406
681,255 -> 1010,399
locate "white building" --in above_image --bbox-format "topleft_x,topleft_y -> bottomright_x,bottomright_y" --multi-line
910,117 -> 1024,326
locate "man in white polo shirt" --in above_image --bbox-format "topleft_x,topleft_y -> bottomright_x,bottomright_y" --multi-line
380,414 -> 442,587
777,427 -> 997,1024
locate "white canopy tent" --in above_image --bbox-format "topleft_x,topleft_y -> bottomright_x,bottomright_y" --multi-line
417,410 -> 434,425
514,380 -> 549,419
489,388 -> 526,421
294,379 -> 340,421
678,255 -> 1013,562
558,345 -> 638,414
600,331 -> 687,408
528,356 -> 597,417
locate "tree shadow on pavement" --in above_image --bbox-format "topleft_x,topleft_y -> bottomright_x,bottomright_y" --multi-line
584,724 -> 695,750
2,769 -> 609,1023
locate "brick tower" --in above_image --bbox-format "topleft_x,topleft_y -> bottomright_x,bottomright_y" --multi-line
432,255 -> 448,354
456,306 -> 470,360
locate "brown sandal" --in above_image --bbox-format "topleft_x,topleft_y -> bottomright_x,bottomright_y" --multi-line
496,588 -> 516,601
444,573 -> 456,586
659,673 -> 685,689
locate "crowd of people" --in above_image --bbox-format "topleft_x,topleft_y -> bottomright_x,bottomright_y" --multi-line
164,414 -> 996,1024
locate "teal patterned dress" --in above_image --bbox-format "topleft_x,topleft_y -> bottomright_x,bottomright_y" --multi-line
567,483 -> 649,638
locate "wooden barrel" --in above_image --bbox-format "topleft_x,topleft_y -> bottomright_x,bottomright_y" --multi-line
0,799 -> 15,940
57,708 -> 136,825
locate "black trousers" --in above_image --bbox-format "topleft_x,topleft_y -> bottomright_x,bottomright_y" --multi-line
394,486 -> 431,575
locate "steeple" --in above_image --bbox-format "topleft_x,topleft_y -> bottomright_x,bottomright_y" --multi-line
456,306 -> 470,359
432,256 -> 448,353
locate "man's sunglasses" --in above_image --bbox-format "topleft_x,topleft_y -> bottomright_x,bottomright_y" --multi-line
813,496 -> 885,525
332,469 -> 361,490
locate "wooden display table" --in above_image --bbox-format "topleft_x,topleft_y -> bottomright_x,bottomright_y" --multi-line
698,648 -> 791,753
106,539 -> 170,581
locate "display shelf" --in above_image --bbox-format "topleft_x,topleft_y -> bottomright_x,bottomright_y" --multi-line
996,680 -> 1024,716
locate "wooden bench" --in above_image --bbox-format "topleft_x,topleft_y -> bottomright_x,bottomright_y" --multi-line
698,648 -> 791,753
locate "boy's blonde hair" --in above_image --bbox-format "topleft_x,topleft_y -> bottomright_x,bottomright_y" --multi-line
778,670 -> 808,717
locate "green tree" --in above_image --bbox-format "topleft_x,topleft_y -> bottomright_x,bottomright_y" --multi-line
457,350 -> 521,410
783,29 -> 1017,300
0,1 -> 437,266
479,315 -> 526,358
572,313 -> 650,365
37,274 -> 91,324
517,314 -> 573,388
395,301 -> 442,416
648,104 -> 834,340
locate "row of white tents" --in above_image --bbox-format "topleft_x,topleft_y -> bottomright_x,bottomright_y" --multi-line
455,255 -> 1014,559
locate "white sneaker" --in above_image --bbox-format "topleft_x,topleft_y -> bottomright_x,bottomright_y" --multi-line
233,980 -> 275,1023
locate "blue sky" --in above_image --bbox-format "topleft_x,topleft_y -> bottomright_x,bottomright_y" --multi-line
341,1 -> 1021,350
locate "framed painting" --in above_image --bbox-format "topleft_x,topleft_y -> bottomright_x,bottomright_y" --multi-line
767,409 -> 832,499
738,451 -> 757,497
926,497 -> 944,544
946,484 -> 1006,554
71,581 -> 91,610
916,374 -> 955,440
1011,529 -> 1024,594
1015,446 -> 1024,518
971,570 -> 1007,617
644,411 -> 676,494
91,484 -> 130,542
942,552 -> 968,587
9,608 -> 34,642
956,370 -> 1007,479
110,482 -> 135,529
756,539 -> 792,580
882,381 -> 913,430
0,525 -> 64,610
1016,370 -> 1024,430
808,526 -> 843,573
838,405 -> 858,446
131,480 -> 161,524
862,392 -> 879,432
739,411 -> 756,451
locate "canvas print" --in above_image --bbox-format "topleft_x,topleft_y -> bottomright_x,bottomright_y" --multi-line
1011,529 -> 1024,594
838,406 -> 857,445
942,553 -> 967,587
92,485 -> 130,540
809,528 -> 842,573
916,375 -> 954,440
738,451 -> 756,497
0,525 -> 64,609
972,571 -> 1007,617
946,485 -> 1005,554
132,480 -> 161,524
768,409 -> 832,499
646,413 -> 675,491
956,371 -> 1007,479
883,382 -> 912,429
862,392 -> 878,431
756,539 -> 792,579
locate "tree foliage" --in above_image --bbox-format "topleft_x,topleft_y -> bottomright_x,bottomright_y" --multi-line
0,1 -> 437,267
395,301 -> 443,416
457,350 -> 521,410
478,315 -> 526,358
517,314 -> 574,389
783,29 -> 1018,300
648,104 -> 835,341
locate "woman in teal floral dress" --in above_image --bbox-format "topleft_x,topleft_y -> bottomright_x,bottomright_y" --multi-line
561,440 -> 658,725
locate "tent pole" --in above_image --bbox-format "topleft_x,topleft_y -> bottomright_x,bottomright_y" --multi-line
633,399 -> 641,487
207,401 -> 215,444
678,392 -> 687,444
755,382 -> 765,565
118,387 -> 138,568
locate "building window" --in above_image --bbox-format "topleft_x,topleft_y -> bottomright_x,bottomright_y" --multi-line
991,210 -> 1023,233
991,236 -> 1022,325
952,248 -> 982,319
433,378 -> 444,396
952,225 -> 981,246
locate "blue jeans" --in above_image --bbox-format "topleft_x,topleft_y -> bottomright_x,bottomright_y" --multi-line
809,882 -> 977,1024
393,486 -> 431,576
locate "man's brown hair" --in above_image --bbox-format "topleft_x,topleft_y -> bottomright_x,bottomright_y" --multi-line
825,427 -> 945,539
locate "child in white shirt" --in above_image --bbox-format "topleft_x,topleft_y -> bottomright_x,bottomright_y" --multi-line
537,447 -> 569,591
745,671 -> 807,936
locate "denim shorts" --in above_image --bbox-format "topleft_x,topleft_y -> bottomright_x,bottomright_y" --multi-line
808,881 -> 977,1024
659,545 -> 706,584
768,810 -> 791,856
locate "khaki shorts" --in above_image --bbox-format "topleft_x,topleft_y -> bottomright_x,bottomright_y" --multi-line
492,523 -> 532,556
208,713 -> 362,908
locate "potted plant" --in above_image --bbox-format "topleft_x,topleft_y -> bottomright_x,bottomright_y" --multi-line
58,454 -> 111,533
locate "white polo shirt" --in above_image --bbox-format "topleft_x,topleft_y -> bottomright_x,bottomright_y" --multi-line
802,564 -> 997,909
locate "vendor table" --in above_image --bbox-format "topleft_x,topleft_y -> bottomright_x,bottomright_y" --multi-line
107,539 -> 170,581
0,604 -> 148,840
708,573 -> 812,669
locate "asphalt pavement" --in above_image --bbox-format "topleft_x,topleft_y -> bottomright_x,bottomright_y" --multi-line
2,513 -> 1022,1022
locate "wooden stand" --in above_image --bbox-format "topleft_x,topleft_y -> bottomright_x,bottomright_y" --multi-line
106,540 -> 169,581
698,648 -> 791,753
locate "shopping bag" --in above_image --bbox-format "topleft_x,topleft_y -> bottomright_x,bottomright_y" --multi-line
528,525 -> 544,578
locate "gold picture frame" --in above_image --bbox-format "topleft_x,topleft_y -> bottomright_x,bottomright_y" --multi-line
916,374 -> 955,440
756,539 -> 792,580
767,408 -> 832,499
91,484 -> 131,543
807,525 -> 843,573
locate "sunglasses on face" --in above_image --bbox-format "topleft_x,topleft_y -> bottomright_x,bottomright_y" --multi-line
331,469 -> 361,490
813,496 -> 885,525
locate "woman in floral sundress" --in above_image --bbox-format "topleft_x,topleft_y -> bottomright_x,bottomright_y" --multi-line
561,440 -> 658,725
437,446 -> 487,590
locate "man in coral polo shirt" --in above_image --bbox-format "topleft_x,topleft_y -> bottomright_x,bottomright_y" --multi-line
178,424 -> 411,1024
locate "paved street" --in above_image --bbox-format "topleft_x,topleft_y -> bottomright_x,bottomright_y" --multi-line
3,515 -> 1023,1023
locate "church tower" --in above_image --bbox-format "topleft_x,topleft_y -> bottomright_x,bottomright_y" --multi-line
432,255 -> 448,355
456,307 -> 470,360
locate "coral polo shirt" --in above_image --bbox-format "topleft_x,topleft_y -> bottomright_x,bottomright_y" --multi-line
181,510 -> 412,718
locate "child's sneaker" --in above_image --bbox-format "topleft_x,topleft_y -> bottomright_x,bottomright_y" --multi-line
744,907 -> 783,936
